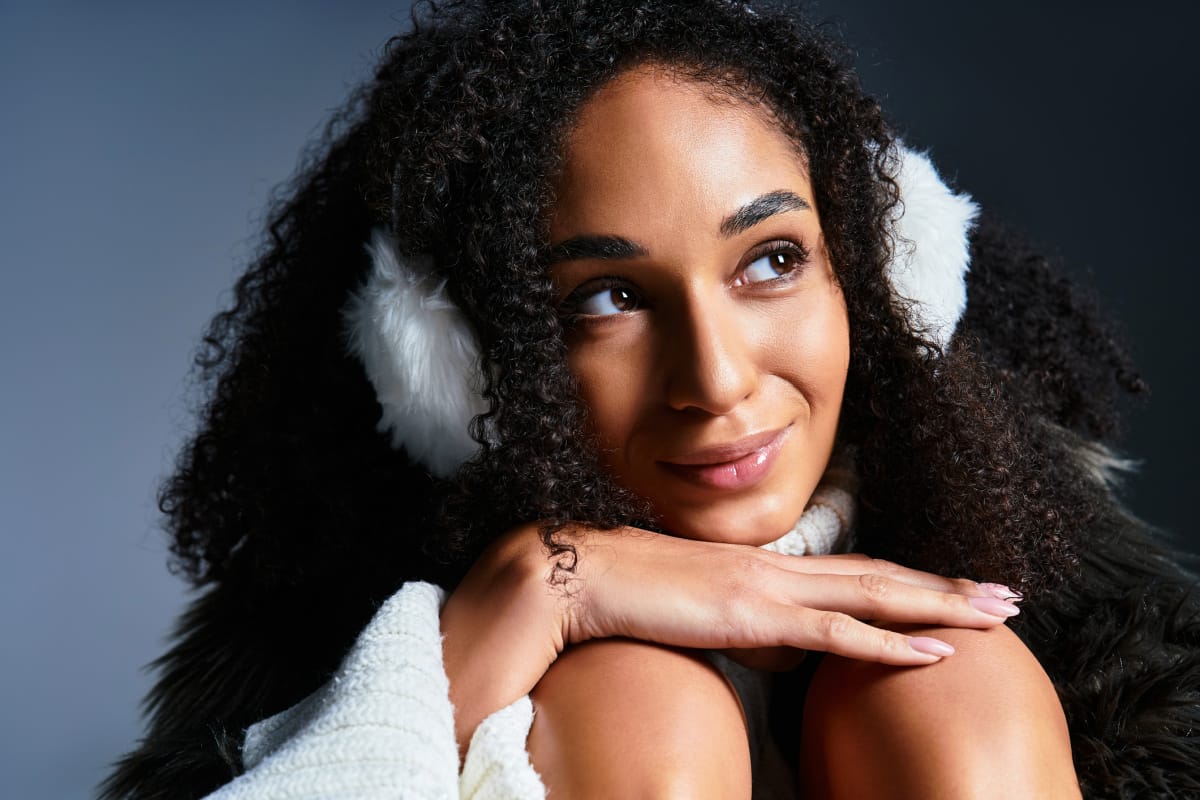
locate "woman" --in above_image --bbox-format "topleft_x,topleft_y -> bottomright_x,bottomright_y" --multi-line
103,1 -> 1200,798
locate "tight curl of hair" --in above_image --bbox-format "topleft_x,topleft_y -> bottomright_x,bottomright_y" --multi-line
162,0 -> 1141,608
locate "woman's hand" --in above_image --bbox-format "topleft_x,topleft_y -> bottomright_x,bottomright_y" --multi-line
563,528 -> 1018,662
440,523 -> 1018,755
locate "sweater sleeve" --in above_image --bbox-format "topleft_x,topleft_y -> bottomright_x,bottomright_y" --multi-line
202,581 -> 545,800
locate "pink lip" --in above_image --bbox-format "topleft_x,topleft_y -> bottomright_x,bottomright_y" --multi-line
658,426 -> 790,491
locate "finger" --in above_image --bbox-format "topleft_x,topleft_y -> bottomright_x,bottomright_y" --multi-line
778,606 -> 956,666
770,571 -> 1019,629
756,550 -> 983,596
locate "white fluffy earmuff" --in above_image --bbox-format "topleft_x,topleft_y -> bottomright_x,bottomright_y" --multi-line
344,144 -> 978,476
885,146 -> 980,350
343,234 -> 488,478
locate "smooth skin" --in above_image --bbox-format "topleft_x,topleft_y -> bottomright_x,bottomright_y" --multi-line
440,65 -> 1080,797
803,624 -> 1079,799
549,67 -> 848,548
527,638 -> 753,799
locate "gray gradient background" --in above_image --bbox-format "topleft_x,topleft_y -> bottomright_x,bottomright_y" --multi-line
3,2 -> 1196,797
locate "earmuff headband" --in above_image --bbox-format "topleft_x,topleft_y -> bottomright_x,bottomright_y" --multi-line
344,144 -> 978,477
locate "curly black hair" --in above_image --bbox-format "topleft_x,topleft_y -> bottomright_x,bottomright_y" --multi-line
104,3 -> 1185,799
161,0 -> 1134,599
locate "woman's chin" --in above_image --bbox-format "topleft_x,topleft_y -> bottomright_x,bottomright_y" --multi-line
655,508 -> 799,548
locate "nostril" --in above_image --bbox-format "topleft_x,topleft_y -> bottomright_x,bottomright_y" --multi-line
663,345 -> 757,415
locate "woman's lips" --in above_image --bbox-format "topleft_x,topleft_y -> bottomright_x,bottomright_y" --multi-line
658,426 -> 790,491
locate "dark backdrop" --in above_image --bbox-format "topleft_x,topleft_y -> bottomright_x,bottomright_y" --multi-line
827,1 -> 1199,544
1,2 -> 1194,797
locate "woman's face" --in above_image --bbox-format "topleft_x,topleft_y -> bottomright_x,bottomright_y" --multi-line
548,66 -> 850,546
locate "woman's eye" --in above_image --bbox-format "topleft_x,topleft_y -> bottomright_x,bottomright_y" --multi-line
575,285 -> 640,316
741,250 -> 804,284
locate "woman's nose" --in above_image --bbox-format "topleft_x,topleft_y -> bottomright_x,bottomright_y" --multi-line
662,297 -> 758,415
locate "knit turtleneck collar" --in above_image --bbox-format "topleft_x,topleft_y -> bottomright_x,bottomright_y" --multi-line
760,450 -> 856,556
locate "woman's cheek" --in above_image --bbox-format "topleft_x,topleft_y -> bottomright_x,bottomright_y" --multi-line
763,282 -> 851,409
567,335 -> 653,455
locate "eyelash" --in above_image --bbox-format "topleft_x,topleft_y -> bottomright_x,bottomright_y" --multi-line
558,240 -> 812,322
739,240 -> 812,286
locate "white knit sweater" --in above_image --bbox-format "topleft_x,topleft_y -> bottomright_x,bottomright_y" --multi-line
204,580 -> 545,800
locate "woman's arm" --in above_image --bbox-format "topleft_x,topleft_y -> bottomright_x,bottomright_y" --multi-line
440,523 -> 1023,756
440,530 -> 570,760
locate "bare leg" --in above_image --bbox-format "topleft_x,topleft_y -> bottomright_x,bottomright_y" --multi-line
801,624 -> 1081,799
527,638 -> 752,799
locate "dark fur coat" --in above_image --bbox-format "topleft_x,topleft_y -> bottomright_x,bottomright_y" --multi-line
101,216 -> 1200,798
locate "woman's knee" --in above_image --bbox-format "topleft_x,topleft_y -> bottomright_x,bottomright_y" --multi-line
527,638 -> 751,799
801,624 -> 1080,799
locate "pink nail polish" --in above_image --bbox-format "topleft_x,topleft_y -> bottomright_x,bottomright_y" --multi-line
969,595 -> 1020,617
979,582 -> 1024,602
909,636 -> 955,657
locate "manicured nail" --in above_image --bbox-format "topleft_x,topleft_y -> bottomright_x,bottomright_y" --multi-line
979,582 -> 1024,602
969,595 -> 1020,617
909,636 -> 955,657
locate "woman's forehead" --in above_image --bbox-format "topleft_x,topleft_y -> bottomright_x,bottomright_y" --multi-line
550,65 -> 815,242
563,64 -> 804,161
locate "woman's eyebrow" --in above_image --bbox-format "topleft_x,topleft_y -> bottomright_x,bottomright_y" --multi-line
719,190 -> 811,238
547,190 -> 810,265
546,234 -> 649,265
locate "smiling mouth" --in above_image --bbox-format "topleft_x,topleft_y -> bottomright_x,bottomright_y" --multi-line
658,425 -> 791,490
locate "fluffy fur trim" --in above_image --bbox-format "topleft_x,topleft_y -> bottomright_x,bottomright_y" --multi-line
886,146 -> 980,350
348,145 -> 978,475
343,230 -> 487,478
1072,438 -> 1140,490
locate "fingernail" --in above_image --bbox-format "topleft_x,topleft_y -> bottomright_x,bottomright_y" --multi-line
979,582 -> 1024,602
909,636 -> 955,657
969,596 -> 1021,617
